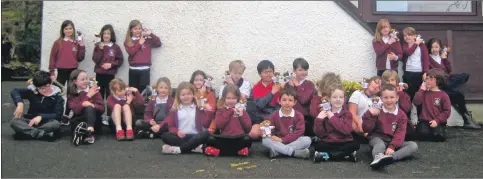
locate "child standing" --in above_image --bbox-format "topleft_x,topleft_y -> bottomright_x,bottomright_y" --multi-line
204,84 -> 252,157
218,60 -> 252,100
107,78 -> 144,140
10,71 -> 64,141
402,27 -> 429,100
313,83 -> 359,162
67,69 -> 105,145
426,38 -> 479,129
136,77 -> 174,138
48,20 -> 86,125
285,58 -> 315,137
161,82 -> 213,155
262,88 -> 311,159
248,60 -> 281,139
413,69 -> 451,142
124,20 -> 162,93
363,84 -> 418,169
190,70 -> 217,134
372,19 -> 403,76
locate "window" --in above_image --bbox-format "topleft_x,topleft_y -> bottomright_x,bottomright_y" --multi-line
375,1 -> 475,15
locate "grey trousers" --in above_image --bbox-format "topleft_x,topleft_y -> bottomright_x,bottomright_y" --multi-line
10,118 -> 60,139
262,136 -> 311,156
369,136 -> 418,161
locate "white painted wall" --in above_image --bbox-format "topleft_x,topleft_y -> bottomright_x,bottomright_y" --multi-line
41,1 -> 375,88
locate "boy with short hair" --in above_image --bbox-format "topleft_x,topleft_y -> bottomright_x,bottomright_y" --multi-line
262,88 -> 312,159
10,71 -> 64,141
218,60 -> 252,100
363,84 -> 418,169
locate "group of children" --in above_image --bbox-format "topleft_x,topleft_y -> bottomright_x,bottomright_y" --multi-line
8,18 -> 478,170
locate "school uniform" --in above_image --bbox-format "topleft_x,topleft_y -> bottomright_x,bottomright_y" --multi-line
262,109 -> 311,156
313,107 -> 359,160
402,42 -> 430,100
217,78 -> 252,98
413,89 -> 451,142
205,107 -> 253,156
372,37 -> 403,76
68,89 -> 105,134
161,104 -> 214,153
124,35 -> 162,93
285,80 -> 316,136
106,91 -> 144,131
10,87 -> 64,140
195,90 -> 217,133
249,81 -> 280,124
92,42 -> 124,100
136,96 -> 174,136
362,106 -> 418,161
397,90 -> 416,141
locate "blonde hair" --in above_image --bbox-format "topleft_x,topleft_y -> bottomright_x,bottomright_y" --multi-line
109,78 -> 127,92
124,20 -> 141,47
374,19 -> 391,42
228,60 -> 246,72
381,70 -> 400,84
155,77 -> 172,96
403,27 -> 417,36
316,72 -> 342,97
172,82 -> 197,110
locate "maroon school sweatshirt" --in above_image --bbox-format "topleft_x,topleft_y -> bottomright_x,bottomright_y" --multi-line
106,91 -> 144,112
402,42 -> 430,73
165,107 -> 214,133
49,39 -> 86,75
429,56 -> 452,75
92,43 -> 124,75
269,109 -> 305,144
143,96 -> 174,124
398,91 -> 412,115
123,34 -> 162,67
68,91 -> 105,116
313,108 -> 353,143
372,39 -> 403,71
413,89 -> 451,125
215,107 -> 252,136
285,80 -> 315,116
362,107 -> 407,150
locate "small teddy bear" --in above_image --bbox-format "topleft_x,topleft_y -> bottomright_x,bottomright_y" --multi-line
222,70 -> 230,85
93,33 -> 101,43
371,96 -> 381,109
390,29 -> 399,40
319,96 -> 331,111
361,78 -> 369,89
272,72 -> 282,84
204,76 -> 214,90
260,120 -> 275,138
282,71 -> 295,83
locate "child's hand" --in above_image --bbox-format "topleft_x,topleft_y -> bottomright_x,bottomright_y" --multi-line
369,108 -> 380,116
204,103 -> 213,111
388,37 -> 397,44
327,111 -> 335,119
388,52 -> 397,61
128,87 -> 139,93
236,108 -> 244,116
177,131 -> 185,138
420,82 -> 427,91
101,63 -> 112,70
28,116 -> 42,127
271,136 -> 282,142
149,119 -> 157,126
77,39 -> 85,46
429,120 -> 438,128
82,101 -> 94,107
225,75 -> 234,84
385,148 -> 394,155
87,85 -> 99,98
151,124 -> 160,133
145,29 -> 152,36
139,37 -> 146,45
317,110 -> 328,119
271,83 -> 281,94
126,93 -> 133,104
99,42 -> 104,49
50,74 -> 56,81
13,103 -> 24,119
317,91 -> 322,97
441,51 -> 448,59
415,38 -> 423,45
199,85 -> 206,94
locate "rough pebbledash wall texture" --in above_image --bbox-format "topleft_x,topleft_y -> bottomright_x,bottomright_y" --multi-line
41,1 -> 375,88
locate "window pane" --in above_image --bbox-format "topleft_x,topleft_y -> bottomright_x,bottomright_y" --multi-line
376,1 -> 472,13
351,0 -> 358,8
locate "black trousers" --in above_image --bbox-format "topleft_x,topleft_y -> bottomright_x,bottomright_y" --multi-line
161,132 -> 210,153
129,68 -> 150,94
70,106 -> 103,135
96,73 -> 115,101
205,134 -> 252,156
443,88 -> 469,122
304,115 -> 315,137
416,120 -> 446,142
313,141 -> 360,160
405,122 -> 417,141
57,68 -> 77,116
135,120 -> 169,136
403,71 -> 424,100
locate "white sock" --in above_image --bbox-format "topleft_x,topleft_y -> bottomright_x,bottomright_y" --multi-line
115,125 -> 122,131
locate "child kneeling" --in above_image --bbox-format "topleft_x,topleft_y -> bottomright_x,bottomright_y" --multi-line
363,84 -> 418,169
204,84 -> 252,156
313,83 -> 359,162
262,88 -> 311,159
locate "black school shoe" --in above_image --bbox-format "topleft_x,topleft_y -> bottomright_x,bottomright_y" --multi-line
344,151 -> 358,162
39,131 -> 56,142
73,122 -> 88,146
136,130 -> 154,139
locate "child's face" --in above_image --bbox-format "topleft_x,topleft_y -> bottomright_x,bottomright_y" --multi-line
330,89 -> 345,109
225,92 -> 238,108
113,88 -> 127,98
229,67 -> 244,82
179,89 -> 194,105
425,76 -> 437,89
386,76 -> 397,86
380,25 -> 390,36
381,90 -> 399,109
157,82 -> 170,98
293,66 -> 308,81
193,75 -> 205,89
403,33 -> 416,44
131,24 -> 142,38
63,24 -> 74,38
102,29 -> 111,43
260,68 -> 274,83
279,94 -> 296,111
431,42 -> 441,55
37,84 -> 53,96
367,80 -> 381,95
74,72 -> 89,90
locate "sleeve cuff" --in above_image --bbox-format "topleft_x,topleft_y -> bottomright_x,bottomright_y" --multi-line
388,145 -> 396,150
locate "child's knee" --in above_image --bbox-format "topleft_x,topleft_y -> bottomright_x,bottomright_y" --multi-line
135,120 -> 144,128
407,141 -> 418,152
113,104 -> 122,110
262,138 -> 272,146
299,136 -> 312,146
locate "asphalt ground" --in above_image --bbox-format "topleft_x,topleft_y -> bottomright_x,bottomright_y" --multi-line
2,81 -> 483,178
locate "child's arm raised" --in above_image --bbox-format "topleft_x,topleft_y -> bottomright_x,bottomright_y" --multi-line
390,42 -> 403,61
131,90 -> 145,107
398,91 -> 412,115
421,45 -> 430,73
112,45 -> 124,68
388,116 -> 408,151
309,94 -> 321,118
373,40 -> 391,57
280,113 -> 305,144
148,33 -> 162,48
442,57 -> 453,74
402,43 -> 419,57
76,42 -> 86,63
413,89 -> 426,106
254,84 -> 280,109
362,109 -> 378,133
124,41 -> 142,58
215,109 -> 233,130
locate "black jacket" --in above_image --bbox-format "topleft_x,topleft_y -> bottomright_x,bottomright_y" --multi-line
11,87 -> 64,121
